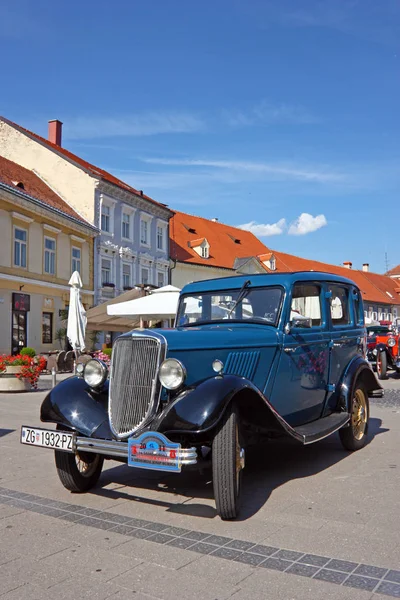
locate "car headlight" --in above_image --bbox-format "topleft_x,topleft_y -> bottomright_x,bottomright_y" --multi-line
372,348 -> 377,356
84,359 -> 108,388
159,358 -> 186,390
388,337 -> 396,347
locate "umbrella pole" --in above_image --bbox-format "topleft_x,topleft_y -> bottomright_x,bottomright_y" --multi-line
74,349 -> 80,374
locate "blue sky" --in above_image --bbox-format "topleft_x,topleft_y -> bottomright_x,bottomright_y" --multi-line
1,0 -> 399,272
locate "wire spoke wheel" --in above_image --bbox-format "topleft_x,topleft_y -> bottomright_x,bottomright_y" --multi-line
339,381 -> 369,451
351,389 -> 367,441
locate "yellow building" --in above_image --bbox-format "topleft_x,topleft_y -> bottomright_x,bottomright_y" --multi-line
0,155 -> 98,355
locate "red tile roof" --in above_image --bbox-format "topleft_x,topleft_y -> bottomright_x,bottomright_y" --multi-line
1,117 -> 170,213
170,212 -> 400,306
170,211 -> 272,269
386,264 -> 400,277
0,155 -> 92,226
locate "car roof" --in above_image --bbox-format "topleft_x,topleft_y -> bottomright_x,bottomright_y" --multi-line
181,271 -> 359,295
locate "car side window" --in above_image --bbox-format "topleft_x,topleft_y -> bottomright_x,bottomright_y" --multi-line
291,283 -> 322,327
352,289 -> 364,326
328,285 -> 351,326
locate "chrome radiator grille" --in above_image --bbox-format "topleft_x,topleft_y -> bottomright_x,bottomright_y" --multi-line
109,336 -> 162,438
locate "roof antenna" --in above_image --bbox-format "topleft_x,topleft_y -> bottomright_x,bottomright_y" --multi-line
385,251 -> 390,273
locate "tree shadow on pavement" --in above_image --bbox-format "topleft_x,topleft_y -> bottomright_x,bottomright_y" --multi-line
89,417 -> 388,521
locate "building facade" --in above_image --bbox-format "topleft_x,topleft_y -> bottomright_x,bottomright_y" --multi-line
0,118 -> 173,306
0,156 -> 97,355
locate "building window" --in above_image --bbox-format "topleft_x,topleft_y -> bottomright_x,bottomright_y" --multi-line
101,205 -> 111,232
71,247 -> 81,274
44,237 -> 56,275
101,258 -> 112,284
157,271 -> 164,288
42,312 -> 53,344
141,267 -> 149,285
122,213 -> 130,239
201,245 -> 209,258
141,219 -> 148,245
122,263 -> 131,288
157,226 -> 164,251
14,227 -> 27,268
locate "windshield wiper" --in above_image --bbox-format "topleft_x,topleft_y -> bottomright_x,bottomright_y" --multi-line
227,280 -> 251,318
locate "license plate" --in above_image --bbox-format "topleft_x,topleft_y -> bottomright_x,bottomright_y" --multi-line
21,426 -> 74,452
128,431 -> 181,472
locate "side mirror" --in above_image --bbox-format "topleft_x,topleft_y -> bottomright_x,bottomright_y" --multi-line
291,317 -> 312,329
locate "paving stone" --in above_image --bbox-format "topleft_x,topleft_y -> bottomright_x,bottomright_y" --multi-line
113,537 -> 196,569
91,519 -> 117,531
313,569 -> 349,584
182,530 -> 210,542
234,552 -> 266,566
59,512 -> 86,523
375,581 -> 400,598
167,537 -> 196,550
274,549 -> 304,561
146,532 -> 176,544
211,547 -> 243,561
298,553 -> 330,567
247,544 -> 279,557
354,564 -> 389,579
162,526 -> 191,537
344,574 -> 380,591
205,534 -> 232,546
143,521 -> 169,533
76,516 -> 105,527
325,558 -> 359,572
189,542 -> 219,554
126,528 -> 153,539
73,507 -> 100,516
286,562 -> 319,578
226,539 -> 255,551
385,570 -> 400,584
260,558 -> 293,572
109,524 -> 138,536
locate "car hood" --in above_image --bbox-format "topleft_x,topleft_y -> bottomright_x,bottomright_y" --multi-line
160,323 -> 280,352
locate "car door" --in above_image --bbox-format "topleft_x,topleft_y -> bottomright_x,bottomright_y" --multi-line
269,281 -> 330,427
322,283 -> 363,415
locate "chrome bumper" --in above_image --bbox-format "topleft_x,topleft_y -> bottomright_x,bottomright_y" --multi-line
76,436 -> 198,466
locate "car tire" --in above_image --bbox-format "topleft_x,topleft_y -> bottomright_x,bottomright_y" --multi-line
339,381 -> 369,451
212,404 -> 244,520
376,351 -> 387,380
54,427 -> 104,493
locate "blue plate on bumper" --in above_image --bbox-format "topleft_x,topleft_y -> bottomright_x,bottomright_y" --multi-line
128,431 -> 182,472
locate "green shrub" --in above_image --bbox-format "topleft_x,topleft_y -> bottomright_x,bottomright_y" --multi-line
103,348 -> 112,357
20,347 -> 36,358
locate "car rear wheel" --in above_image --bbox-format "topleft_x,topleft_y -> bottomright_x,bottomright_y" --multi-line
212,405 -> 245,520
376,351 -> 387,380
339,382 -> 369,451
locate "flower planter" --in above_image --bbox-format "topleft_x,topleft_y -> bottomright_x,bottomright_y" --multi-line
0,366 -> 31,392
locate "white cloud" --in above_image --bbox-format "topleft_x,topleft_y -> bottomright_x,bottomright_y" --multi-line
224,101 -> 320,127
141,157 -> 344,183
62,112 -> 206,139
238,218 -> 287,237
288,213 -> 328,235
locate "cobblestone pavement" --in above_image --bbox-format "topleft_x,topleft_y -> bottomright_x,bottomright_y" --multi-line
0,377 -> 399,599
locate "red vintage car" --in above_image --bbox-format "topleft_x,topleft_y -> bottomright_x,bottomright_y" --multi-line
367,325 -> 400,379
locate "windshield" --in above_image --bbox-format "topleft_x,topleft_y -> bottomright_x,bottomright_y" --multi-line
176,286 -> 283,327
367,326 -> 389,336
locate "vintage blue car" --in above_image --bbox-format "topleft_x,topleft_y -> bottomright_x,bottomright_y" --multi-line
21,272 -> 382,520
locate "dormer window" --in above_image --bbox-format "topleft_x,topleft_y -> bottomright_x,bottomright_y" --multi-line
189,237 -> 210,259
269,256 -> 276,271
259,252 -> 276,271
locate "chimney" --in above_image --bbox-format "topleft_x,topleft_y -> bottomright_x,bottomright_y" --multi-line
343,261 -> 352,269
212,218 -> 219,222
48,120 -> 63,146
362,263 -> 369,272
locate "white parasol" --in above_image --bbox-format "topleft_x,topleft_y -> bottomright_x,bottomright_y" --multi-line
67,271 -> 87,353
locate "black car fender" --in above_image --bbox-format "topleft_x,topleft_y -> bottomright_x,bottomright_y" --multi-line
153,374 -> 302,441
40,376 -> 112,438
338,355 -> 382,413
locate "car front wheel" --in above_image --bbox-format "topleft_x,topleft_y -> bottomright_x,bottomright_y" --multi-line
55,443 -> 103,493
339,382 -> 369,451
212,405 -> 245,520
376,351 -> 387,380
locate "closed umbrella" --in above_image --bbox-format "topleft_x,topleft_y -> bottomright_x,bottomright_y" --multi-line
67,271 -> 87,355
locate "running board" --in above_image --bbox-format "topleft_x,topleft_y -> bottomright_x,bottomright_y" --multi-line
369,389 -> 384,398
293,413 -> 350,445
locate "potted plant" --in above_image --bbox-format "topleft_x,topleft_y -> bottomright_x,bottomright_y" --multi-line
55,327 -> 67,349
102,282 -> 115,288
0,354 -> 47,392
